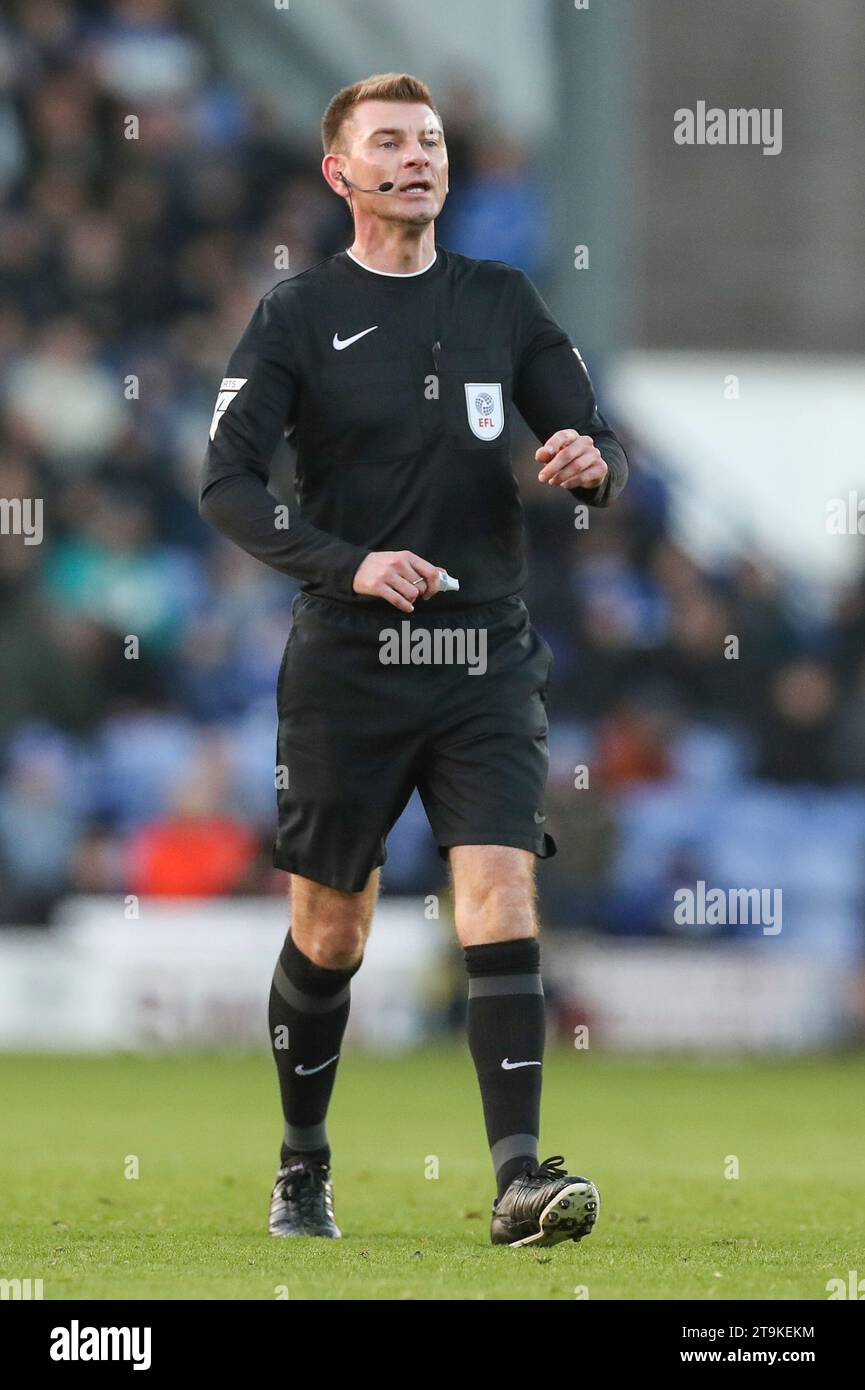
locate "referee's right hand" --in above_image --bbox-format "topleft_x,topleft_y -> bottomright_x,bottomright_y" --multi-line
352,551 -> 443,612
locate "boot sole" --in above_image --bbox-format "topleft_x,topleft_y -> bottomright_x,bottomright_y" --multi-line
269,1226 -> 341,1238
507,1181 -> 600,1248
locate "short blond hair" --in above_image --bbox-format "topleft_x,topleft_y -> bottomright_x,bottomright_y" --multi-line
321,72 -> 440,155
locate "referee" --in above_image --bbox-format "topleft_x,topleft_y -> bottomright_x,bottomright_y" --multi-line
199,72 -> 628,1248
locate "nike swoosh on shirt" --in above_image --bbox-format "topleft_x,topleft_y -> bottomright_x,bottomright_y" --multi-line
294,1054 -> 340,1076
333,326 -> 378,350
501,1058 -> 542,1070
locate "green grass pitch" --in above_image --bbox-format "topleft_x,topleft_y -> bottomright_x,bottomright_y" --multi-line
2,1046 -> 864,1300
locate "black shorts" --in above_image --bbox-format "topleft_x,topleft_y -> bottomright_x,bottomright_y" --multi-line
271,591 -> 557,891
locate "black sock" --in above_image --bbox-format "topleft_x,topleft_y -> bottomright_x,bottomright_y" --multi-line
268,927 -> 362,1168
464,937 -> 545,1199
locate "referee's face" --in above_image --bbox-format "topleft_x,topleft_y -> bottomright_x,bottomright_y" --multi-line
341,100 -> 448,226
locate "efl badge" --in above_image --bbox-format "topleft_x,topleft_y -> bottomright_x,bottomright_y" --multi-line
209,377 -> 248,440
464,382 -> 504,441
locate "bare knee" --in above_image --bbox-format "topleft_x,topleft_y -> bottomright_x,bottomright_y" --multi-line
450,846 -> 539,945
289,869 -> 379,968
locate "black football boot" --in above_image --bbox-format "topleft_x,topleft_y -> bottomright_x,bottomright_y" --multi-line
490,1155 -> 600,1247
268,1155 -> 341,1238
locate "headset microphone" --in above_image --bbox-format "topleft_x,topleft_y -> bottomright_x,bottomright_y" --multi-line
338,173 -> 395,193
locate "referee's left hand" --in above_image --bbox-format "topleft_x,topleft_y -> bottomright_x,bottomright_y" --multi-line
536,430 -> 608,490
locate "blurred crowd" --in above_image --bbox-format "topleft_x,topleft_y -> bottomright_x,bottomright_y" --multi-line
1,0 -> 864,951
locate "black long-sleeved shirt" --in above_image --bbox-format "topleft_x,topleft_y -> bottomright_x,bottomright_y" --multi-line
199,245 -> 628,611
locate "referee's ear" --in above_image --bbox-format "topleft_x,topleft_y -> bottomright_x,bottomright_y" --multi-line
321,154 -> 351,201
